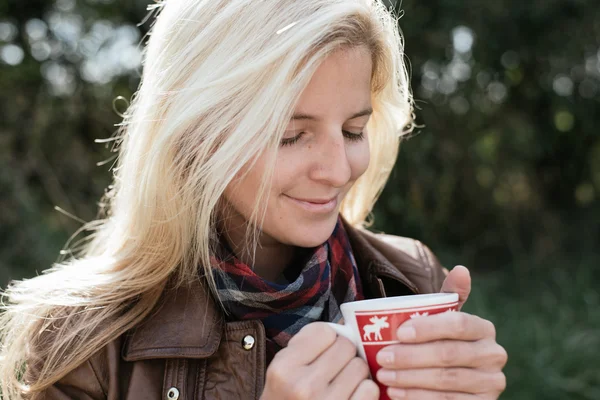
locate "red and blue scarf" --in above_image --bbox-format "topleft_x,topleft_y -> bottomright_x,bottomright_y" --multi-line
212,217 -> 364,362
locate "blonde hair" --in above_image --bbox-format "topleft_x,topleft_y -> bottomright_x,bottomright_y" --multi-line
0,0 -> 413,397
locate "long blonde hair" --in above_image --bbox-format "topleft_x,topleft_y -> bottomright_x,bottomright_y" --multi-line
0,0 -> 413,397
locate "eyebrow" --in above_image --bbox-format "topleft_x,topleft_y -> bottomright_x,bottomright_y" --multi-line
291,108 -> 373,121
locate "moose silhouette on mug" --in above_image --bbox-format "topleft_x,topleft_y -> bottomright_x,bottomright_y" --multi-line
362,316 -> 390,341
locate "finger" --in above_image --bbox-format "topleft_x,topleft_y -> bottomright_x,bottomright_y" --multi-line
440,266 -> 471,310
285,322 -> 337,364
386,388 -> 479,400
349,379 -> 380,400
327,357 -> 371,399
376,339 -> 508,370
395,312 -> 496,343
309,335 -> 357,383
377,367 -> 506,394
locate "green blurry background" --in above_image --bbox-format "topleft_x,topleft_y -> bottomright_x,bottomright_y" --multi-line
0,0 -> 598,398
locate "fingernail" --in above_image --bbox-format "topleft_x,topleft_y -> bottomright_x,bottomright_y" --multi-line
377,369 -> 396,383
388,388 -> 406,399
376,350 -> 394,366
396,326 -> 416,341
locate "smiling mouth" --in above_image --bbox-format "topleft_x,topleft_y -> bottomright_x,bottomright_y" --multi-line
283,194 -> 338,213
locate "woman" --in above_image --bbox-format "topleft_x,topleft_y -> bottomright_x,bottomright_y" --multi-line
0,0 -> 507,399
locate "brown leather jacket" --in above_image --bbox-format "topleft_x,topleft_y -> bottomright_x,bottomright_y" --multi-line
33,223 -> 448,400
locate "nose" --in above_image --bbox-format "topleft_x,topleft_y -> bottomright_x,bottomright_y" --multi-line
308,131 -> 352,188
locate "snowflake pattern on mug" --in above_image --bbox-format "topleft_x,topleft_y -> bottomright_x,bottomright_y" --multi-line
409,311 -> 429,319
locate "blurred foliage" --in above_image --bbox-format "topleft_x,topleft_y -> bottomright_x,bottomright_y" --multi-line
464,255 -> 600,400
0,0 -> 599,398
374,0 -> 600,270
0,0 -> 146,282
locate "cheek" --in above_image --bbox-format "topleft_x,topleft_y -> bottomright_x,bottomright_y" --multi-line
223,156 -> 269,218
349,139 -> 370,179
272,153 -> 303,192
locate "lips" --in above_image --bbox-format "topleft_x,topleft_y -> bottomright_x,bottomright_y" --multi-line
283,194 -> 339,213
291,197 -> 337,204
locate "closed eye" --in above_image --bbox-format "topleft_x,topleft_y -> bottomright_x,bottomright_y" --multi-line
280,131 -> 365,147
342,130 -> 364,142
280,132 -> 305,146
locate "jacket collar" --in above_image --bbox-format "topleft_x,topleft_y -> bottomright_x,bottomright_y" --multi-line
122,220 -> 418,361
342,218 -> 420,296
122,278 -> 223,361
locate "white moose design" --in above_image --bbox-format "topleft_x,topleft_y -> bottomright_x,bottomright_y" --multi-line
362,316 -> 390,341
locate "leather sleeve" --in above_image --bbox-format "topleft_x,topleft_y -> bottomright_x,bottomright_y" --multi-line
25,338 -> 116,400
417,241 -> 449,292
32,360 -> 106,400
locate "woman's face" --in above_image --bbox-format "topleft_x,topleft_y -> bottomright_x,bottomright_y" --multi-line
223,46 -> 372,249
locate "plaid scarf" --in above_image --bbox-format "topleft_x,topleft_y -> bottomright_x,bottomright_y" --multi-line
212,217 -> 364,362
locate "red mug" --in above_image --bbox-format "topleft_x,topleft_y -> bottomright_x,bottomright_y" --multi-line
326,293 -> 459,400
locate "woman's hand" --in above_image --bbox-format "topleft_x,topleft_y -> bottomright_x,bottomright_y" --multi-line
261,322 -> 379,400
375,266 -> 507,400
375,310 -> 507,399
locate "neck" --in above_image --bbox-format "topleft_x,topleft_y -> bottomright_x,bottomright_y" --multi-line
219,215 -> 297,282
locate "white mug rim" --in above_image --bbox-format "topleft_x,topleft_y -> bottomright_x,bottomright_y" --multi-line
340,293 -> 459,313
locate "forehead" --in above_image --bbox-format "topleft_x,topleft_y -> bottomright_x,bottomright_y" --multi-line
293,47 -> 373,119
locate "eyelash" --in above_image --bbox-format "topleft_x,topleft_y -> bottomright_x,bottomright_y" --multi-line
280,131 -> 365,147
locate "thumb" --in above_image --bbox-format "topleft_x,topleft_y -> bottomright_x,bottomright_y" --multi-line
440,265 -> 471,310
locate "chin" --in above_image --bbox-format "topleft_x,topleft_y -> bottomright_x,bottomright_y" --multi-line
283,214 -> 340,248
